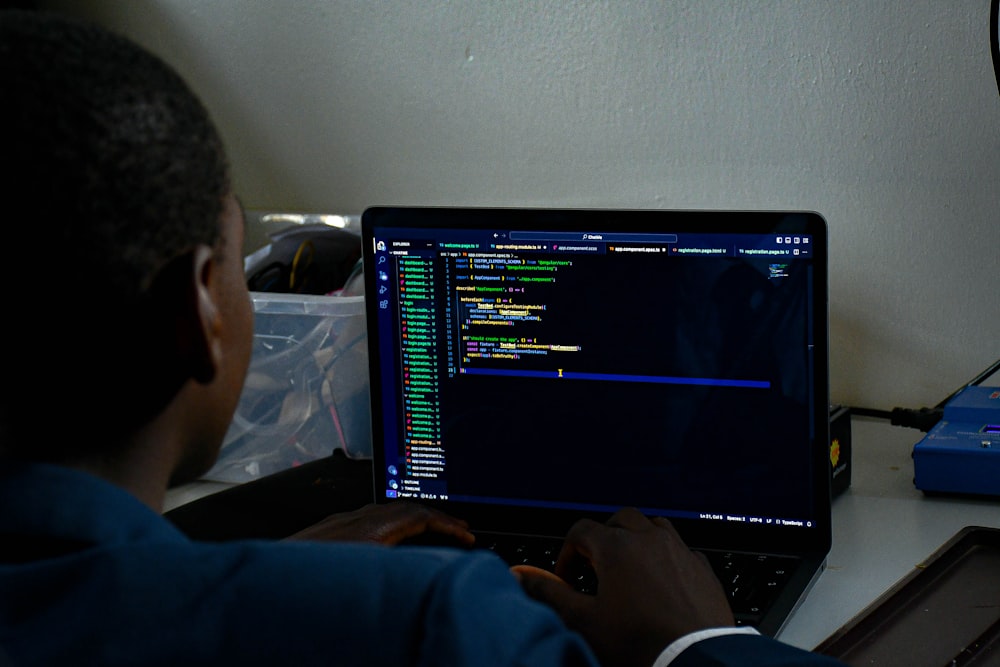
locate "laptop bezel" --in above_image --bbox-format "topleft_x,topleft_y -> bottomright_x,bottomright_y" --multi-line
361,205 -> 832,568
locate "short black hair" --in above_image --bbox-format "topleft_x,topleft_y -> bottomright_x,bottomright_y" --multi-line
0,10 -> 232,447
1,9 -> 230,301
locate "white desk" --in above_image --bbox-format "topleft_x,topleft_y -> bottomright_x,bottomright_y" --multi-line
164,478 -> 235,513
164,416 -> 1000,651
778,417 -> 1000,650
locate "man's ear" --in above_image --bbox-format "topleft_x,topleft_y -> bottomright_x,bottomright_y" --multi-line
188,244 -> 222,384
146,244 -> 221,386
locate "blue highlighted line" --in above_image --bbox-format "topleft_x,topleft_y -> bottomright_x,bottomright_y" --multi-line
460,367 -> 770,389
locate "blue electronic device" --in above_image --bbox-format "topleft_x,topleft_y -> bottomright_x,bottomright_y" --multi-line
912,385 -> 1000,496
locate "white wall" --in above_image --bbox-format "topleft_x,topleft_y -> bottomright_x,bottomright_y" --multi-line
44,1 -> 999,411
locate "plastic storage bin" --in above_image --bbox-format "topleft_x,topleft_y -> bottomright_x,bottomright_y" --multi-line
202,291 -> 370,483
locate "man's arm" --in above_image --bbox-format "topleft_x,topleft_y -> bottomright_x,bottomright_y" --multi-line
667,631 -> 846,667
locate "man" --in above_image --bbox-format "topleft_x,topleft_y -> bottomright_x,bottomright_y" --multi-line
0,10 -> 844,666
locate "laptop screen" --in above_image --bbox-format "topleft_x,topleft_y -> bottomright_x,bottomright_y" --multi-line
363,207 -> 829,549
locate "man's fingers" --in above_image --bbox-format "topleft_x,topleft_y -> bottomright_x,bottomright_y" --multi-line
510,564 -> 567,585
421,514 -> 476,546
370,503 -> 474,545
557,509 -> 656,571
287,502 -> 474,545
604,506 -> 654,530
515,565 -> 594,630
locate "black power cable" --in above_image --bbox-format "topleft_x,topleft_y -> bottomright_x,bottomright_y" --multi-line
850,358 -> 1000,432
992,0 -> 1000,97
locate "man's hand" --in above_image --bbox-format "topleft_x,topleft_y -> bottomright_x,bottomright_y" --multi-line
514,507 -> 735,667
286,501 -> 475,547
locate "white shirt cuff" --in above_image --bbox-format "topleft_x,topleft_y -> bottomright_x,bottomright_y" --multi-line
652,626 -> 761,667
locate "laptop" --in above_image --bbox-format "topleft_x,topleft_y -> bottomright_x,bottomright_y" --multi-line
361,206 -> 831,637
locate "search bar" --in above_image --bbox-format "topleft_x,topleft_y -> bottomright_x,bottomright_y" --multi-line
508,231 -> 678,243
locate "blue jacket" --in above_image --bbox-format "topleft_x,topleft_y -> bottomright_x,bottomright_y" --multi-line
0,463 -> 842,666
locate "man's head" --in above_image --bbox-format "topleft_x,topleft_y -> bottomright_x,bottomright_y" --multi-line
0,10 -> 252,479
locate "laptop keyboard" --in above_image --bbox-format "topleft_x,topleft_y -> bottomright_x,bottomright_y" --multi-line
475,532 -> 599,593
473,532 -> 796,628
697,549 -> 798,627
